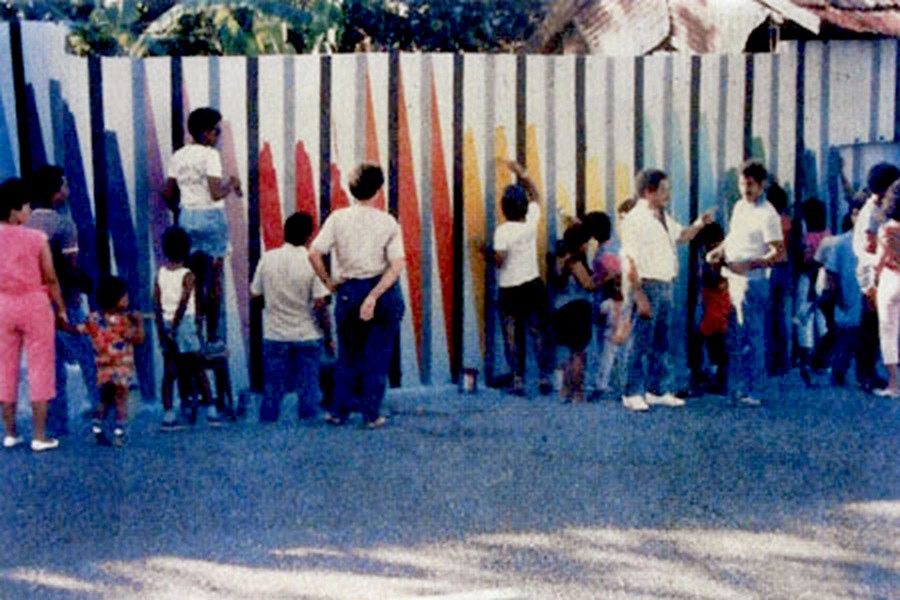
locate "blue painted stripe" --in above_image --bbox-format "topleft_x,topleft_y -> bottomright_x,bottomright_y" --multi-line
575,55 -> 586,217
171,56 -> 183,150
545,58 -> 557,242
452,53 -> 464,382
743,54 -> 754,160
484,55 -> 497,384
820,42 -> 833,227
716,56 -> 727,207
634,56 -> 644,171
89,55 -> 110,275
247,56 -> 263,390
663,55 -> 674,169
209,55 -> 220,110
770,55 -> 780,177
870,42 -> 882,143
320,55 -> 331,220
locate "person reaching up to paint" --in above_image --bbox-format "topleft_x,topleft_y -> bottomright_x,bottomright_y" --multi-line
309,163 -> 404,429
487,160 -> 553,397
163,107 -> 242,347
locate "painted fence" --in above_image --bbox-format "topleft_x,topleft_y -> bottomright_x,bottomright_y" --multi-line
1,21 -> 899,400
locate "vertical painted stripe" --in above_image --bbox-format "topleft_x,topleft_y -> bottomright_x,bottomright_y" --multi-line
484,55 -> 497,384
10,18 -> 29,175
870,43 -> 882,143
795,42 -> 807,229
516,52 -> 527,167
821,42 -> 833,227
355,53 -> 367,163
320,56 -> 331,220
452,53 -> 464,382
420,57 -> 433,385
769,55 -> 780,176
744,54 -> 754,160
687,56 -> 701,352
716,56 -> 728,197
209,55 -> 220,109
284,57 -> 295,215
171,56 -> 184,151
545,59 -> 557,241
663,55 -> 674,169
247,56 -> 263,391
895,41 -> 900,142
604,58 -> 615,214
575,56 -> 586,217
634,56 -> 644,171
389,51 -> 399,218
89,55 -> 110,276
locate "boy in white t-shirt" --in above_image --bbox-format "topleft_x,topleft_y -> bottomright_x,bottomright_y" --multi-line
490,160 -> 552,396
251,213 -> 333,422
163,107 -> 241,344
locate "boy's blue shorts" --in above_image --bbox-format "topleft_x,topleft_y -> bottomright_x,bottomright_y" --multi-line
165,318 -> 202,354
180,208 -> 229,258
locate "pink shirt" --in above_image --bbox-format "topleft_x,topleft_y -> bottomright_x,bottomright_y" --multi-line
0,224 -> 47,294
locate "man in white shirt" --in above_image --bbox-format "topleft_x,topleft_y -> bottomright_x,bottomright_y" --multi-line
620,169 -> 711,412
251,213 -> 332,422
707,159 -> 784,406
851,163 -> 900,391
309,163 -> 405,429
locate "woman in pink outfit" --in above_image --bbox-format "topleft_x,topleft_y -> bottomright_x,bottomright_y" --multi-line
0,178 -> 68,452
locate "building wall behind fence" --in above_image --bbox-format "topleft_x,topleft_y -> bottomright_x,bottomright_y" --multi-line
1,21 -> 898,399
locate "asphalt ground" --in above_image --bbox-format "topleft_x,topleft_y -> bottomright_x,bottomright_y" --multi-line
0,371 -> 898,599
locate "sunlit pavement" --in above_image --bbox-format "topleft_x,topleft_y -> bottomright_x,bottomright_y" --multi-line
0,372 -> 898,599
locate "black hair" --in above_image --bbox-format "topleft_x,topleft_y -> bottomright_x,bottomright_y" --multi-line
582,211 -> 611,244
767,182 -> 788,214
560,222 -> 591,256
349,163 -> 384,200
29,165 -> 65,208
840,213 -> 854,233
802,198 -> 827,232
601,274 -> 622,301
866,162 -> 900,198
740,158 -> 768,184
161,226 -> 191,263
284,212 -> 314,246
698,221 -> 725,248
500,183 -> 529,221
96,276 -> 128,312
0,177 -> 28,221
635,169 -> 668,197
849,190 -> 869,213
187,107 -> 222,142
885,180 -> 900,221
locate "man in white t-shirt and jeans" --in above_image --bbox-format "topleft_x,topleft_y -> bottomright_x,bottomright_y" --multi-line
620,169 -> 712,412
707,159 -> 785,407
309,163 -> 405,429
251,212 -> 332,423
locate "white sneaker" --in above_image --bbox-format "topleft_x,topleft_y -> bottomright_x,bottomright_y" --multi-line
645,392 -> 686,407
874,387 -> 900,398
738,396 -> 762,407
622,394 -> 650,412
30,438 -> 59,452
3,435 -> 23,449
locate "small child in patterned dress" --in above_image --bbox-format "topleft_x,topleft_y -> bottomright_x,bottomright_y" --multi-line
81,277 -> 145,446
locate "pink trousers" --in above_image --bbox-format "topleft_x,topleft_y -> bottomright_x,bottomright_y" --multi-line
0,291 -> 56,403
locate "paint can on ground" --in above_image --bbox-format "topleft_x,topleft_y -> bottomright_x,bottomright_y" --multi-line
461,368 -> 479,393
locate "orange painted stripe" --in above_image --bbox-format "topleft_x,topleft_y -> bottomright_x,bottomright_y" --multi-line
259,142 -> 284,250
430,78 -> 454,358
463,128 -> 485,354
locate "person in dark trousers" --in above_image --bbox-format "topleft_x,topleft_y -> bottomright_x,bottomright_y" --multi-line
309,163 -> 404,429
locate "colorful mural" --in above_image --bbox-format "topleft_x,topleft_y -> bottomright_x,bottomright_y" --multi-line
2,20 -> 899,397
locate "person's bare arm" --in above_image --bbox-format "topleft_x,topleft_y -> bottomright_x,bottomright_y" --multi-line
677,209 -> 716,244
570,260 -> 596,291
727,240 -> 785,274
360,258 -> 405,321
308,249 -> 337,293
39,242 -> 68,328
208,175 -> 242,201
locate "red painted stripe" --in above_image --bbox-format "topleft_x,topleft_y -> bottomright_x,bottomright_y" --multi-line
259,142 -> 284,250
396,70 -> 423,366
294,140 -> 318,230
365,71 -> 386,210
330,162 -> 350,211
430,78 -> 454,359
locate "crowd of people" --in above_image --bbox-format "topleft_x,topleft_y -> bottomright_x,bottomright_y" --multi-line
2,104 -> 899,453
489,157 -> 900,411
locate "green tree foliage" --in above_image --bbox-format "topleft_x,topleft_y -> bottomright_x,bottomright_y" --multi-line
2,0 -> 547,55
